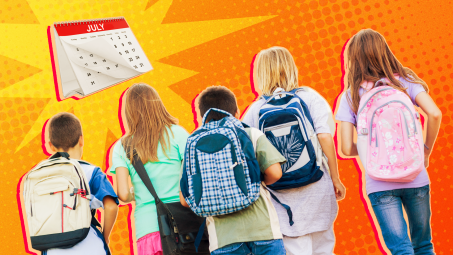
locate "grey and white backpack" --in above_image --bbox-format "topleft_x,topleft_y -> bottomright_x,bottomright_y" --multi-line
23,152 -> 92,251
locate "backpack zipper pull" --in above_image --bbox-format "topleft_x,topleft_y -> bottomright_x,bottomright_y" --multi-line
375,129 -> 378,147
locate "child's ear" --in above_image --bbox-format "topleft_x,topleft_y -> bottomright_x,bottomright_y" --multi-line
78,135 -> 84,147
48,141 -> 57,153
235,108 -> 241,119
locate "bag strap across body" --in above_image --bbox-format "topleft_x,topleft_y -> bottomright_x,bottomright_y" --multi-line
124,148 -> 164,205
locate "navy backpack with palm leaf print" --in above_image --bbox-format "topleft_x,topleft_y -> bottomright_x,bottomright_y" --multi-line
257,88 -> 324,190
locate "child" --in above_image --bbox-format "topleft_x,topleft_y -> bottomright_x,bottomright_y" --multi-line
44,112 -> 119,255
180,85 -> 287,255
336,29 -> 440,254
110,83 -> 191,255
242,46 -> 345,255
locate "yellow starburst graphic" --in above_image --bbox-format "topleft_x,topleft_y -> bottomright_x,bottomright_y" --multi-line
0,0 -> 275,164
0,0 -> 275,253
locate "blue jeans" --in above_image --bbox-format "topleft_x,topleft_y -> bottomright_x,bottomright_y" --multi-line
368,185 -> 434,255
211,239 -> 286,255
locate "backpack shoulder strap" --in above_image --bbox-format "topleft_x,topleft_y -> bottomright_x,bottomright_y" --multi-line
69,158 -> 92,196
288,87 -> 305,95
49,152 -> 70,160
241,122 -> 250,129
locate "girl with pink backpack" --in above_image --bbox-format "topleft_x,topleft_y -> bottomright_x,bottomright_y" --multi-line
336,29 -> 441,254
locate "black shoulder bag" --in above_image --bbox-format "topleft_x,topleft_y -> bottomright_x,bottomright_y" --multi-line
127,150 -> 209,255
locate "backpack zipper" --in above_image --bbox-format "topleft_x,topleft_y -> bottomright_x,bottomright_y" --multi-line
61,192 -> 64,233
369,100 -> 416,145
260,106 -> 313,140
258,109 -> 281,130
263,121 -> 299,132
357,87 -> 394,117
287,107 -> 314,138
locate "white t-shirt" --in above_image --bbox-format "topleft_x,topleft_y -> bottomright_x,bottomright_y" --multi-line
242,88 -> 338,237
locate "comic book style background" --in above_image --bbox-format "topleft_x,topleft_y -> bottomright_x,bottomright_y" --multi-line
1,0 -> 452,254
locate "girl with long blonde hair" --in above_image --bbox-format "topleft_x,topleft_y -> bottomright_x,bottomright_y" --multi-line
336,29 -> 440,254
243,46 -> 345,255
110,83 -> 189,255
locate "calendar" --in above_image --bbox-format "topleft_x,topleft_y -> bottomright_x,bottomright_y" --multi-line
49,17 -> 153,99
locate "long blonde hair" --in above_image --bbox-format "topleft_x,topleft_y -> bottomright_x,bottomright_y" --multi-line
122,83 -> 178,164
255,46 -> 299,96
345,29 -> 428,114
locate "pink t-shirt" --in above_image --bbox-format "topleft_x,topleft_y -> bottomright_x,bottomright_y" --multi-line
335,76 -> 430,194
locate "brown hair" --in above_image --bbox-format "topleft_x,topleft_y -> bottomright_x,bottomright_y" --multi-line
123,83 -> 178,164
49,112 -> 82,151
198,86 -> 238,123
255,46 -> 299,96
345,29 -> 428,114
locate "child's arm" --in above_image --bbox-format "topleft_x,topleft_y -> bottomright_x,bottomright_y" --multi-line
415,92 -> 442,168
318,133 -> 346,200
339,121 -> 359,157
262,163 -> 283,185
102,196 -> 119,244
116,167 -> 135,203
179,191 -> 189,208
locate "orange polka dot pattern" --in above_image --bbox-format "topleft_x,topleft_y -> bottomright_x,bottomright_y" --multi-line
0,0 -> 39,24
0,56 -> 42,90
1,0 -> 452,254
161,0 -> 453,254
0,98 -> 49,253
108,206 -> 133,255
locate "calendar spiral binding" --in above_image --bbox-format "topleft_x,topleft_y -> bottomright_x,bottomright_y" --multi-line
54,17 -> 125,27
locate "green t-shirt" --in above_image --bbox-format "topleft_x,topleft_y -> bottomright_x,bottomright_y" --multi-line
110,125 -> 189,239
206,127 -> 287,252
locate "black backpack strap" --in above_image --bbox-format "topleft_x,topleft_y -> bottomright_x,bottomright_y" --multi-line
241,122 -> 251,129
91,209 -> 102,231
194,218 -> 206,252
50,152 -> 70,159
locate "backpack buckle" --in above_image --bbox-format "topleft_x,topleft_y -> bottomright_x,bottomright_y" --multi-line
415,112 -> 420,119
230,162 -> 238,169
70,188 -> 90,200
361,128 -> 368,135
229,160 -> 243,169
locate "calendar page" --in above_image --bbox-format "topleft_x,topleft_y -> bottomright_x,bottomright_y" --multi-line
53,18 -> 152,97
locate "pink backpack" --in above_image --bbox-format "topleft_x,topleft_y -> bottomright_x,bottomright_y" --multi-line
356,77 -> 424,182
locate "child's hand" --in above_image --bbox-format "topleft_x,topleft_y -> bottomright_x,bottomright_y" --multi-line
332,179 -> 346,201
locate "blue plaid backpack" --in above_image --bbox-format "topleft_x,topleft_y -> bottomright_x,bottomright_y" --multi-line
180,108 -> 261,217
257,88 -> 324,190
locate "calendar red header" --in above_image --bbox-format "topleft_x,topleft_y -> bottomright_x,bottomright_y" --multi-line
54,19 -> 129,36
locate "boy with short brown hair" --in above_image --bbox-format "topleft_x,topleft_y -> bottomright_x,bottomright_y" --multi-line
180,86 -> 287,255
44,112 -> 119,255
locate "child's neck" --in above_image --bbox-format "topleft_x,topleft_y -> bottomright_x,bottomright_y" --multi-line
60,147 -> 82,160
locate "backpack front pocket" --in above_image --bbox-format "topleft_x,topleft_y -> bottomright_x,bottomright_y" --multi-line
194,133 -> 248,214
264,120 -> 308,173
31,177 -> 73,236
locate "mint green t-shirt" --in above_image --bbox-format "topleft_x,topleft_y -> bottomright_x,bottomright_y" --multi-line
110,125 -> 189,239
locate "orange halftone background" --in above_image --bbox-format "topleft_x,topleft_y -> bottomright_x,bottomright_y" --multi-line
0,0 -> 452,254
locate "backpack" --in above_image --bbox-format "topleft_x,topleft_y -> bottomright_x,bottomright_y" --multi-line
257,88 -> 324,190
356,78 -> 424,182
23,152 -> 92,251
180,108 -> 261,217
